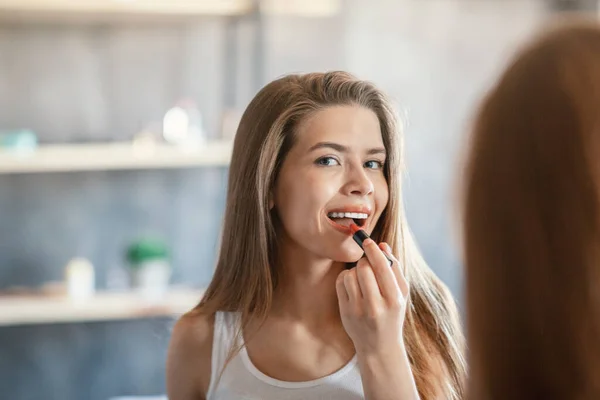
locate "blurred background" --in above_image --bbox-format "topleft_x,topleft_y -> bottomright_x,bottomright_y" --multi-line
0,0 -> 596,399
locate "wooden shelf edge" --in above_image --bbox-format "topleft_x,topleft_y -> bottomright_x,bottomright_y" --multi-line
0,141 -> 233,174
0,0 -> 254,17
0,288 -> 204,327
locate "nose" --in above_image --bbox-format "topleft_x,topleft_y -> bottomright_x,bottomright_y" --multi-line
342,163 -> 374,196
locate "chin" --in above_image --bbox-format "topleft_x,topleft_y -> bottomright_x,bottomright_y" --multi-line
328,247 -> 364,264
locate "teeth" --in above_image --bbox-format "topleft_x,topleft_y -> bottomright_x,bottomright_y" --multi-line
328,212 -> 368,219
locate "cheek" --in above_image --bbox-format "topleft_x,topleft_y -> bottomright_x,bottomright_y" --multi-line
373,176 -> 390,222
375,176 -> 389,208
275,174 -> 331,233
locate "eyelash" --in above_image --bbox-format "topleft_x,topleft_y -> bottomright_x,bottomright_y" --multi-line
315,156 -> 385,169
364,160 -> 384,169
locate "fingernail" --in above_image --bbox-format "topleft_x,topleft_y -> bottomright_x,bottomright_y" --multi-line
384,243 -> 392,253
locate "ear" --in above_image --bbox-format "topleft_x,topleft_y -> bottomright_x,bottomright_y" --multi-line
268,192 -> 275,210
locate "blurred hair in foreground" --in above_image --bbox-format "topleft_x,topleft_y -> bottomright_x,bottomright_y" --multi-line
463,16 -> 600,400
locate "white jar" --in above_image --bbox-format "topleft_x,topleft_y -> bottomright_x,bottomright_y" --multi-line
65,257 -> 95,302
129,259 -> 171,302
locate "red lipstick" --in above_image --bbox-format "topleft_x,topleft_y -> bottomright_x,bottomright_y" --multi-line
349,223 -> 393,266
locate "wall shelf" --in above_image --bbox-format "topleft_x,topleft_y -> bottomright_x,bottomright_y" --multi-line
0,141 -> 233,174
0,0 -> 253,17
0,287 -> 204,326
0,0 -> 341,19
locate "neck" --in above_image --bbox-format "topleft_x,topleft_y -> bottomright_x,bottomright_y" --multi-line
271,241 -> 346,326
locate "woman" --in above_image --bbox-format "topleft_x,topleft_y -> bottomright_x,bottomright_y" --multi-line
168,71 -> 465,399
463,19 -> 600,399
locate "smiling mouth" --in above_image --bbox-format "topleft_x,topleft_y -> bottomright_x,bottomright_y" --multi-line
327,212 -> 368,228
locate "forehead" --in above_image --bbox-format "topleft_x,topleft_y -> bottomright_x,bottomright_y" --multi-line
294,105 -> 383,149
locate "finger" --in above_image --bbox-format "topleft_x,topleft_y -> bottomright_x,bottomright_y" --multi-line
344,268 -> 362,302
336,270 -> 350,304
355,257 -> 382,301
361,238 -> 399,299
379,242 -> 409,297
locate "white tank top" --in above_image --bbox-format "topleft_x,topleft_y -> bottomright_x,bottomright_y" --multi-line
206,311 -> 365,400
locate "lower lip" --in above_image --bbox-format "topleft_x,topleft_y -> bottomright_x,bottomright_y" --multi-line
326,216 -> 366,235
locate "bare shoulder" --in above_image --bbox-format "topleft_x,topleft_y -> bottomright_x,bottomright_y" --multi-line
166,310 -> 215,400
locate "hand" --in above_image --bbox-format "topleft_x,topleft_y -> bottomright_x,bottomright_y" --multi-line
335,239 -> 409,356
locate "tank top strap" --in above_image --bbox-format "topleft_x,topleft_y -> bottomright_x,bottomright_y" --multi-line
206,311 -> 242,397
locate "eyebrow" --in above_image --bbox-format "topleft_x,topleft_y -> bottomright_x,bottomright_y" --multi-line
308,141 -> 386,156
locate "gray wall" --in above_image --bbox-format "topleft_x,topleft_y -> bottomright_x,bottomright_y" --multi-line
339,0 -> 547,299
0,318 -> 174,400
0,1 -> 550,399
0,16 -> 234,400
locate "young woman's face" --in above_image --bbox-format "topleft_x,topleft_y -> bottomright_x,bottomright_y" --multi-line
273,105 -> 389,263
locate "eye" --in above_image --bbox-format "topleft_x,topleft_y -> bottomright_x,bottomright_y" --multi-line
364,160 -> 384,169
315,156 -> 340,167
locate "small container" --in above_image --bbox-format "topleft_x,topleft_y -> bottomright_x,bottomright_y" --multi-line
65,257 -> 95,301
0,129 -> 38,154
126,238 -> 171,302
162,99 -> 206,149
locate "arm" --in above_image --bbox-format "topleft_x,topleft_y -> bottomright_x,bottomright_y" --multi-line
359,349 -> 450,400
166,311 -> 214,400
357,344 -> 419,400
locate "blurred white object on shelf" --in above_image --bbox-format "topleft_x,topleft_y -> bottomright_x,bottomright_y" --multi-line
163,99 -> 206,149
65,257 -> 95,301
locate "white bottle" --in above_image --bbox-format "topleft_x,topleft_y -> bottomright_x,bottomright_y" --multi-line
65,258 -> 95,302
163,99 -> 206,149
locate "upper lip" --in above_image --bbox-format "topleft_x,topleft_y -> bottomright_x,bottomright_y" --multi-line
326,205 -> 372,215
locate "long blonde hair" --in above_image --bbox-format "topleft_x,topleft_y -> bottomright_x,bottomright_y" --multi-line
198,71 -> 466,399
463,19 -> 600,399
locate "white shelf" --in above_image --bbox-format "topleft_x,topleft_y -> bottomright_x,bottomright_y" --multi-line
0,288 -> 204,326
0,0 -> 341,18
0,0 -> 253,17
0,141 -> 233,174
